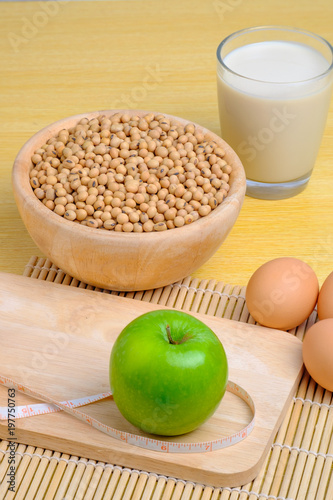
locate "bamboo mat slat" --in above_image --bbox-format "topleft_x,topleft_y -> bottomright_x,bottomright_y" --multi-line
0,256 -> 332,500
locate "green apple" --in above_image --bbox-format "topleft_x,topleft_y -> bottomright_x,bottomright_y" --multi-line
109,309 -> 228,436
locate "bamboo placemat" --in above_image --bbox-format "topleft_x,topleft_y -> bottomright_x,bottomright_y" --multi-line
0,256 -> 332,500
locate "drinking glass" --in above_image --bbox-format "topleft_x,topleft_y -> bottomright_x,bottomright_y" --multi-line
216,26 -> 333,199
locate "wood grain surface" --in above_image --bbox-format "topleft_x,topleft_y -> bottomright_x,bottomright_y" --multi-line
0,0 -> 332,287
0,272 -> 304,487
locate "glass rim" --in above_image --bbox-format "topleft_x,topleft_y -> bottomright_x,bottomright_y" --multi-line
216,25 -> 333,85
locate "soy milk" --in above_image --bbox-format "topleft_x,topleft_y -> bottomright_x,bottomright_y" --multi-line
217,41 -> 332,184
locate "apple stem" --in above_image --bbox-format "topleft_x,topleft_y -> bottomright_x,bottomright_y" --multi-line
166,325 -> 192,345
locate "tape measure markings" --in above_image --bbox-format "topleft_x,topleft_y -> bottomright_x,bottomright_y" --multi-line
0,375 -> 255,453
0,391 -> 112,420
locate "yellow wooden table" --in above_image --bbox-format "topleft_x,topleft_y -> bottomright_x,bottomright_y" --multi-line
0,0 -> 332,290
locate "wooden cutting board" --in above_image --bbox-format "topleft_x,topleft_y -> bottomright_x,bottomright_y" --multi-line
0,272 -> 304,487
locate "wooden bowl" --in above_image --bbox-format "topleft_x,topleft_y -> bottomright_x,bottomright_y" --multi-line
12,110 -> 246,291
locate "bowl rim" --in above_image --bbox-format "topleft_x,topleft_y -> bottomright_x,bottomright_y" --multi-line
12,109 -> 246,242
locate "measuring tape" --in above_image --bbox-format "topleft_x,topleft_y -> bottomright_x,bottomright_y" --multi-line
0,391 -> 112,420
0,375 -> 255,453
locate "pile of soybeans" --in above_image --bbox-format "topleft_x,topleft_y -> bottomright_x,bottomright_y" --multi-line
30,112 -> 232,232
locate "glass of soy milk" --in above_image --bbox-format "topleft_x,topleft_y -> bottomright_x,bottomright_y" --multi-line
216,26 -> 333,199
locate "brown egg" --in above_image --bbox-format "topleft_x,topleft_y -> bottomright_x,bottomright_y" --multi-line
246,257 -> 319,330
302,319 -> 333,391
317,271 -> 333,320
